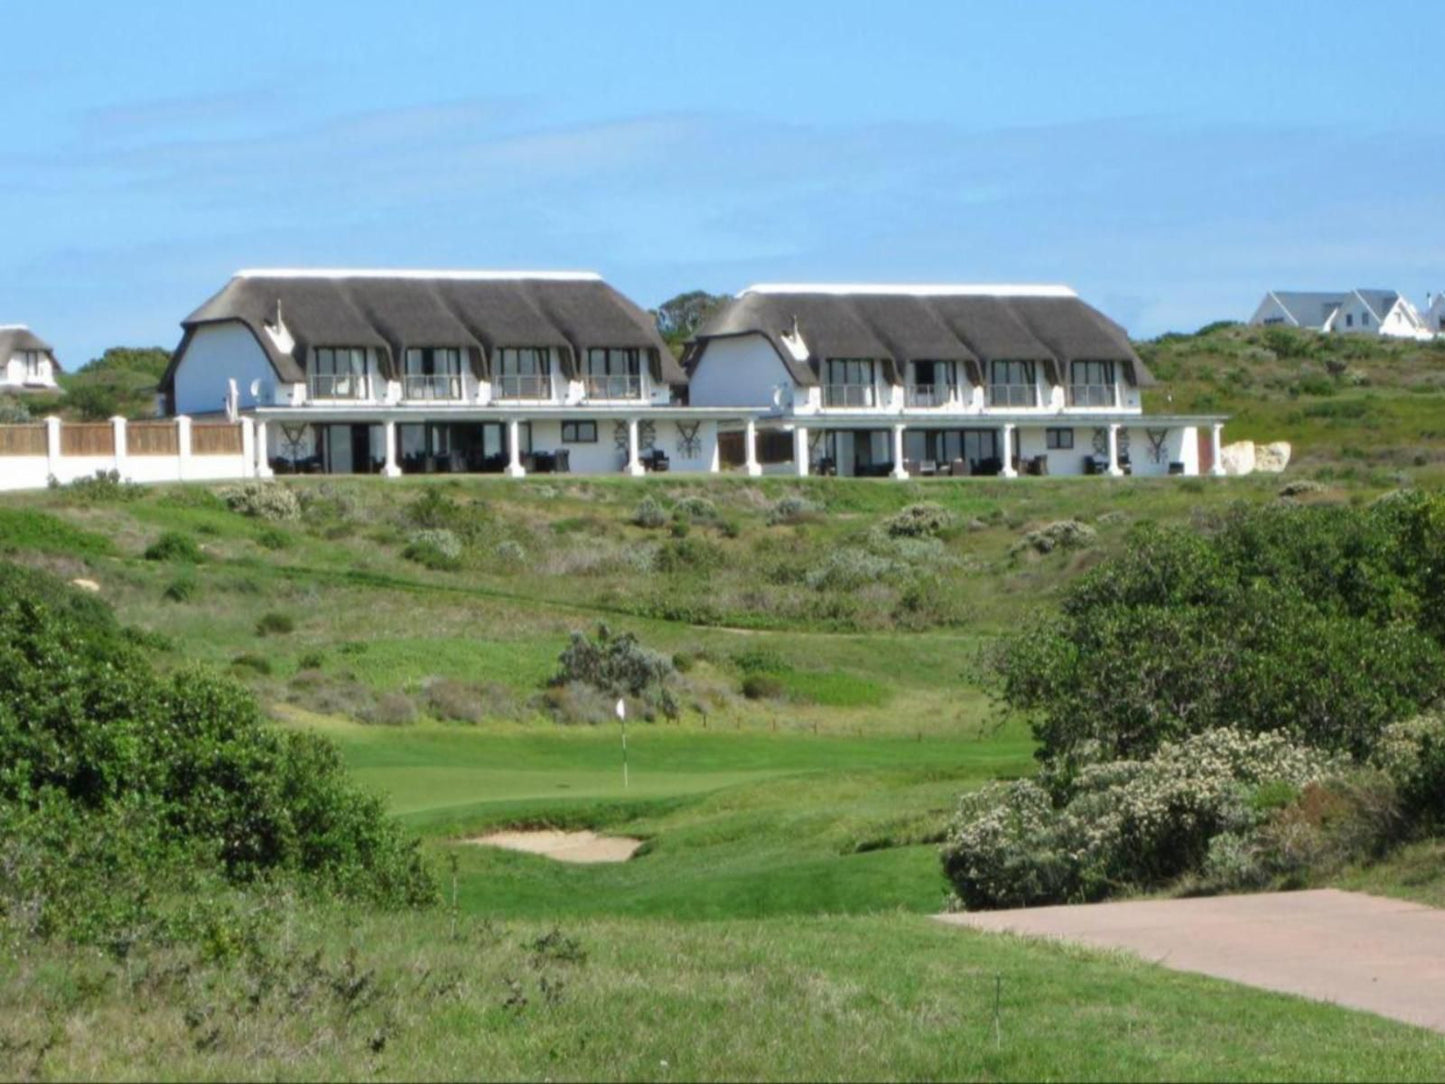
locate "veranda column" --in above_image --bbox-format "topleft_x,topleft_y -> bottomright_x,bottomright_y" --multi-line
240,417 -> 255,479
890,424 -> 908,480
253,418 -> 273,478
506,418 -> 526,478
793,425 -> 809,477
744,418 -> 762,477
626,417 -> 645,477
382,419 -> 401,478
177,415 -> 195,481
110,416 -> 127,477
1000,423 -> 1018,478
44,415 -> 61,481
708,426 -> 721,474
1210,422 -> 1226,477
1107,423 -> 1123,477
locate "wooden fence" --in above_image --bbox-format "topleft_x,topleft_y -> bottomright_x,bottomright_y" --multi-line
127,421 -> 180,456
191,423 -> 243,456
59,423 -> 115,457
0,425 -> 46,456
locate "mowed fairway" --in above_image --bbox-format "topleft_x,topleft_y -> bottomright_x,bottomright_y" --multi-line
291,708 -> 1035,919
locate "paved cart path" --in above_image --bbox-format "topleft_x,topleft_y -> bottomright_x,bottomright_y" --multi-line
938,889 -> 1445,1033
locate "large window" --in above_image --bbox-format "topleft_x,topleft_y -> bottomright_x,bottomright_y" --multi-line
987,360 -> 1037,408
495,348 -> 553,399
310,347 -> 368,400
584,348 -> 641,399
18,351 -> 43,382
402,347 -> 464,400
1067,361 -> 1116,408
1045,428 -> 1075,450
908,360 -> 957,407
562,420 -> 597,444
824,358 -> 877,407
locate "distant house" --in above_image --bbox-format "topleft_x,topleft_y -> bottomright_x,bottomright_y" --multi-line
0,326 -> 61,391
1425,293 -> 1445,335
1248,290 -> 1432,339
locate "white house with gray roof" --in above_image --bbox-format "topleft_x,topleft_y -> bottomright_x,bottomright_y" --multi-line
1248,289 -> 1433,340
684,284 -> 1226,478
0,326 -> 61,391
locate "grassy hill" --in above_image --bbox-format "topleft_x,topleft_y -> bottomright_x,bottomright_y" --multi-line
4,466 -> 1445,1077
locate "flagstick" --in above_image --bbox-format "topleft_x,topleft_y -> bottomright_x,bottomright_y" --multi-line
616,698 -> 629,790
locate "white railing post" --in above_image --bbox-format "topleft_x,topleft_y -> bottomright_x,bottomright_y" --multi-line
240,417 -> 255,479
382,419 -> 401,478
744,418 -> 762,477
1001,423 -> 1018,478
44,415 -> 61,481
890,424 -> 908,479
176,415 -> 193,481
110,416 -> 128,477
626,417 -> 645,477
794,425 -> 809,477
506,418 -> 526,478
1107,423 -> 1123,476
1210,423 -> 1226,477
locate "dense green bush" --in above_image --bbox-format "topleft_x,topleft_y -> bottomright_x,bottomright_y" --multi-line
553,623 -> 678,720
255,611 -> 295,636
144,530 -> 203,563
882,502 -> 952,538
0,507 -> 113,557
0,564 -> 433,940
403,527 -> 462,570
995,497 -> 1445,763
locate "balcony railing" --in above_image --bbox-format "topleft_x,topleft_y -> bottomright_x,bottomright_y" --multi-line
584,375 -> 642,400
823,384 -> 877,408
494,374 -> 554,400
1067,385 -> 1117,408
308,374 -> 368,401
402,373 -> 464,400
905,384 -> 954,408
986,385 -> 1039,408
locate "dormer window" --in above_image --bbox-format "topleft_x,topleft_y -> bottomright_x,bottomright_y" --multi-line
19,350 -> 43,383
908,361 -> 958,407
310,347 -> 368,400
987,360 -> 1038,408
824,359 -> 877,407
495,348 -> 553,399
584,348 -> 641,399
403,347 -> 463,400
1068,361 -> 1116,408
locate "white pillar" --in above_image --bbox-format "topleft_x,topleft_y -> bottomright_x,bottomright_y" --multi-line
382,419 -> 401,478
890,424 -> 908,479
506,418 -> 526,478
626,417 -> 645,477
1107,423 -> 1123,477
240,417 -> 255,479
176,415 -> 194,481
1210,422 -> 1226,477
793,426 -> 809,477
709,427 -> 721,474
110,416 -> 127,477
1000,424 -> 1018,478
44,415 -> 61,481
744,418 -> 761,477
252,418 -> 272,479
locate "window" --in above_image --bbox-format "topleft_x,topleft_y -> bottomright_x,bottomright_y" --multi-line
1262,316 -> 1285,326
402,347 -> 463,399
1346,313 -> 1354,328
495,348 -> 552,399
909,360 -> 957,406
562,420 -> 597,444
1361,311 -> 1370,327
824,358 -> 877,407
18,351 -> 43,381
1046,428 -> 1075,450
1068,361 -> 1116,407
310,347 -> 368,399
584,348 -> 642,398
987,360 -> 1037,407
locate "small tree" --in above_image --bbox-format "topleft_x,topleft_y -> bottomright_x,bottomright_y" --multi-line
553,624 -> 678,720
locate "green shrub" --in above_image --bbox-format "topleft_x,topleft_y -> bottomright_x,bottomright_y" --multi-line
805,547 -> 899,590
633,497 -> 667,529
297,649 -> 325,670
882,502 -> 952,538
362,691 -> 418,726
552,623 -> 677,720
403,528 -> 462,570
1012,520 -> 1096,555
231,651 -> 273,675
144,530 -> 203,563
255,611 -> 295,636
741,673 -> 786,700
163,575 -> 197,602
766,495 -> 821,526
674,495 -> 719,522
655,536 -> 724,573
731,647 -> 791,674
218,481 -> 301,521
495,539 -> 526,564
58,469 -> 143,502
255,525 -> 293,550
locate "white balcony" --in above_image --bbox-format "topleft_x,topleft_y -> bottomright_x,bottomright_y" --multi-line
823,384 -> 878,408
584,375 -> 642,400
1067,385 -> 1118,408
494,374 -> 555,400
402,373 -> 464,401
905,384 -> 955,408
307,374 -> 370,401
986,385 -> 1039,409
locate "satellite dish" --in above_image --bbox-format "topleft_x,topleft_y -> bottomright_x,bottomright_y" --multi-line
249,379 -> 263,397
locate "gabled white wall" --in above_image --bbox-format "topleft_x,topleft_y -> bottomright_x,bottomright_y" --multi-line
174,323 -> 280,415
1248,294 -> 1298,327
689,334 -> 794,409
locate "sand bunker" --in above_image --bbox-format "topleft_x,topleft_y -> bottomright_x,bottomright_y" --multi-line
466,830 -> 644,864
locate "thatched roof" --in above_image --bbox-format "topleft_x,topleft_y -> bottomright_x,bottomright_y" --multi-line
687,285 -> 1153,387
162,271 -> 682,391
0,325 -> 61,372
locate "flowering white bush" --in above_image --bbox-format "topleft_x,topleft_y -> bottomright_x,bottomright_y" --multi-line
218,482 -> 301,522
942,728 -> 1341,910
804,547 -> 900,591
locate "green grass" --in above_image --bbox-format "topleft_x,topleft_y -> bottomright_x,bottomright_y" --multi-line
0,506 -> 113,557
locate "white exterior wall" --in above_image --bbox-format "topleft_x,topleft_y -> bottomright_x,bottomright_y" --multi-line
689,335 -> 793,408
526,418 -> 719,474
0,417 -> 254,492
174,323 -> 280,414
1332,294 -> 1381,336
1425,296 -> 1445,336
2,353 -> 58,389
1379,300 -> 1430,340
1248,294 -> 1300,327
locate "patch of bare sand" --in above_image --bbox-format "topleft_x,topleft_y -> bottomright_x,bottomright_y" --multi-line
465,830 -> 643,864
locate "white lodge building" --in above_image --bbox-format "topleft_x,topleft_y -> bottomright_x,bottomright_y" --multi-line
0,326 -> 61,391
684,284 -> 1226,477
160,270 -> 741,477
157,271 -> 1225,480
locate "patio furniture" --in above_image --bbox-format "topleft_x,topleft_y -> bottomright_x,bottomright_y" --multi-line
1168,461 -> 1185,475
643,449 -> 670,472
949,457 -> 968,477
554,449 -> 571,473
919,459 -> 938,476
903,458 -> 919,476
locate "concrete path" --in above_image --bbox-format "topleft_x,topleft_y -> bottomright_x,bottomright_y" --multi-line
937,889 -> 1445,1033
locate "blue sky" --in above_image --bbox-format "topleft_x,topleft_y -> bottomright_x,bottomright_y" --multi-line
4,0 -> 1443,363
